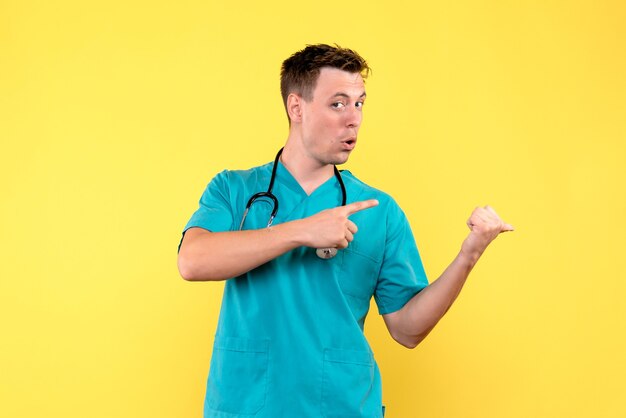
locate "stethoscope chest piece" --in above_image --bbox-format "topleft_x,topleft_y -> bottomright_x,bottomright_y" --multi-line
316,247 -> 338,259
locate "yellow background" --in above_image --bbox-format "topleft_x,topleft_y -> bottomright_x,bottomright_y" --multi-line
1,1 -> 625,417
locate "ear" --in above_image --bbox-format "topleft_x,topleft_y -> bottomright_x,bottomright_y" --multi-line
286,93 -> 303,123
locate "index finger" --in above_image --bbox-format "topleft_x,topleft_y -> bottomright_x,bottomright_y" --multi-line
344,199 -> 379,216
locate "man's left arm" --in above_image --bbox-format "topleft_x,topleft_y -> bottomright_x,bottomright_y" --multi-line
382,205 -> 514,349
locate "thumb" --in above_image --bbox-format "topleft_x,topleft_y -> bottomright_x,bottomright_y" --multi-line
502,223 -> 515,232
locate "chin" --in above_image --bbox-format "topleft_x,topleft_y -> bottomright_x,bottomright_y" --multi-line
331,153 -> 351,166
316,149 -> 352,166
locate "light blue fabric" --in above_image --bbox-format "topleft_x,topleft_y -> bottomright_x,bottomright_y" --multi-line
181,161 -> 429,418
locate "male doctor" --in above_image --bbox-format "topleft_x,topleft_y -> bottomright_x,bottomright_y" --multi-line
178,44 -> 513,418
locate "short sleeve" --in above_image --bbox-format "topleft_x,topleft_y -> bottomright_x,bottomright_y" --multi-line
374,202 -> 429,315
178,170 -> 234,252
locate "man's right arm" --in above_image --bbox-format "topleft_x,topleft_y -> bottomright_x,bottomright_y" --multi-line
178,222 -> 305,281
177,199 -> 379,281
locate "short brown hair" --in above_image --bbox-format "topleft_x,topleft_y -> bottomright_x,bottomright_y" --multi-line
280,44 -> 370,120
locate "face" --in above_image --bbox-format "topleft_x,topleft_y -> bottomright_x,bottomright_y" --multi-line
298,67 -> 366,166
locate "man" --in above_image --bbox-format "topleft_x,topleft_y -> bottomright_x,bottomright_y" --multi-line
178,44 -> 513,418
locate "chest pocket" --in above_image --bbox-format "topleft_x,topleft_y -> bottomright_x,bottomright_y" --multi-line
338,247 -> 379,300
338,243 -> 381,328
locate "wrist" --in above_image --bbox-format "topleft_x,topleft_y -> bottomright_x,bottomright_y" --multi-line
272,219 -> 308,248
459,241 -> 483,267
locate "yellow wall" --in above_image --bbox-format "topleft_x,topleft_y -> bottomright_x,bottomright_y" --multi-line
1,1 -> 624,417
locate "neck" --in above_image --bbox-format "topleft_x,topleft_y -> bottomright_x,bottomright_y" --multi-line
280,142 -> 335,196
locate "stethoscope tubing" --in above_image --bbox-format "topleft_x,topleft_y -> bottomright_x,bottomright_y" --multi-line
239,148 -> 347,259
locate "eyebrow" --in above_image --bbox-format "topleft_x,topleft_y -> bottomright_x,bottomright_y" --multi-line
331,92 -> 367,99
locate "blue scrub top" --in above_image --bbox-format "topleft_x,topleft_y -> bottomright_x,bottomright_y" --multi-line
181,161 -> 429,418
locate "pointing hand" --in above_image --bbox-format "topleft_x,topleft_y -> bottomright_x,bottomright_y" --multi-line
298,199 -> 379,249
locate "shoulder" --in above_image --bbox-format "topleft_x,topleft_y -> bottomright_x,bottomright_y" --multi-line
217,161 -> 273,180
208,162 -> 273,188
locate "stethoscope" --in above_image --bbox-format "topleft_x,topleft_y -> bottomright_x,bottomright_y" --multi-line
239,147 -> 347,259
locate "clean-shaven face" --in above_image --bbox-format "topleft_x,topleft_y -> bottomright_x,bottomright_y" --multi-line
299,67 -> 366,166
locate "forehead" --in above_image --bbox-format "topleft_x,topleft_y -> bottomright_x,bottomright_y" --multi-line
312,67 -> 365,98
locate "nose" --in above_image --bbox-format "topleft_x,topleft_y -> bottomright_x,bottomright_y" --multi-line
345,105 -> 362,129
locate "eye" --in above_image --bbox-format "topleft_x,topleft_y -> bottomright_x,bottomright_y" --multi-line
331,102 -> 345,109
355,101 -> 364,109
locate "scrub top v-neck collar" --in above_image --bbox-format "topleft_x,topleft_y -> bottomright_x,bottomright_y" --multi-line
275,160 -> 343,200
